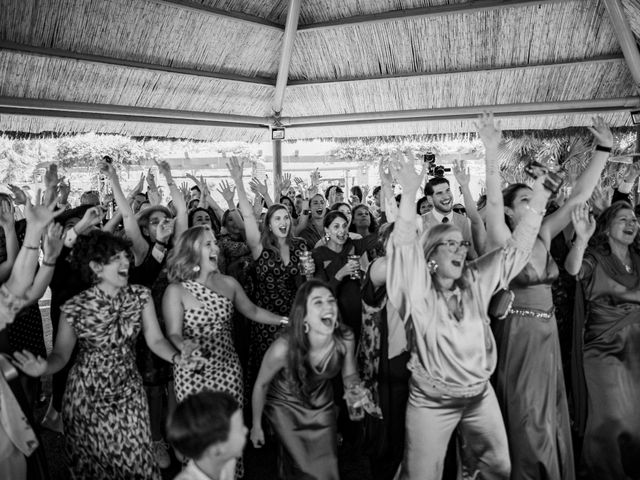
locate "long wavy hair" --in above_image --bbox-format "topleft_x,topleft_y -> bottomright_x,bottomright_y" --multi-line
421,223 -> 471,292
279,195 -> 298,220
166,225 -> 212,283
589,201 -> 640,255
285,280 -> 351,405
260,204 -> 294,255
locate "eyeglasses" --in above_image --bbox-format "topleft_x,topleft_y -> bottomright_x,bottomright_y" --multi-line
436,240 -> 471,253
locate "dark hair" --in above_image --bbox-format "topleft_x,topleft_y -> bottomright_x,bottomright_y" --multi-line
590,201 -> 640,254
349,204 -> 377,234
376,221 -> 395,256
323,210 -> 348,230
285,280 -> 351,405
372,186 -> 381,197
279,195 -> 298,219
395,194 -> 402,204
167,391 -> 239,459
324,185 -> 343,200
502,183 -> 531,231
329,202 -> 352,215
417,196 -> 430,214
425,177 -> 450,196
70,230 -> 132,284
188,207 -> 213,228
261,204 -> 294,254
350,186 -> 363,202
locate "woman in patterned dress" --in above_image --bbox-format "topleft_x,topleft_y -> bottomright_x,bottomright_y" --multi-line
163,225 -> 286,404
226,158 -> 308,391
14,231 -> 200,480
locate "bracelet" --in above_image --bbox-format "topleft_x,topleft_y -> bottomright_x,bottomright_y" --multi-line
23,244 -> 39,250
171,351 -> 180,365
595,145 -> 612,153
279,317 -> 289,327
42,260 -> 57,267
525,204 -> 546,216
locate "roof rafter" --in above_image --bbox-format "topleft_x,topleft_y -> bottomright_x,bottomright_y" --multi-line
298,0 -> 574,31
0,41 -> 276,86
147,0 -> 284,31
603,0 -> 640,94
281,97 -> 640,128
287,55 -> 626,86
0,96 -> 270,128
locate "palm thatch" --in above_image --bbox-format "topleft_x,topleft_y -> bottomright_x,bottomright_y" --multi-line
0,0 -> 639,141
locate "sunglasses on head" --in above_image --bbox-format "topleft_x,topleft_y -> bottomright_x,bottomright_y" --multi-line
453,207 -> 466,214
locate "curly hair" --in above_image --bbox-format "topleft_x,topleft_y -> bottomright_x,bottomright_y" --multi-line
166,225 -> 212,283
285,280 -> 351,406
70,230 -> 132,284
589,201 -> 640,255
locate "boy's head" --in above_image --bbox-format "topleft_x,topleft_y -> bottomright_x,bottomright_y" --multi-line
167,391 -> 246,462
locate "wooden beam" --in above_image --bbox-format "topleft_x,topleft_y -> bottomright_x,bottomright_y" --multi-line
287,55 -> 626,86
0,107 -> 269,130
281,97 -> 640,128
272,0 -> 302,113
0,41 -> 276,86
147,0 -> 284,31
603,0 -> 640,93
0,97 -> 270,127
298,0 -> 572,31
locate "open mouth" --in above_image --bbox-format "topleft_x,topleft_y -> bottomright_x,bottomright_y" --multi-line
315,209 -> 324,216
321,316 -> 335,328
117,269 -> 129,279
623,229 -> 636,235
278,226 -> 288,234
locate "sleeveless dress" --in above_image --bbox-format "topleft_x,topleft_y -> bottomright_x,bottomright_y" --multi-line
264,344 -> 343,480
575,249 -> 640,479
173,280 -> 243,404
60,284 -> 159,479
492,240 -> 574,480
247,239 -> 307,389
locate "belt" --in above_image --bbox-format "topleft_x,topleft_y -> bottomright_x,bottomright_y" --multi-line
509,307 -> 554,319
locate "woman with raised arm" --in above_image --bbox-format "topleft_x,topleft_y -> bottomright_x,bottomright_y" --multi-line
565,201 -> 640,480
13,230 -> 200,479
251,280 -> 362,480
226,158 -> 309,391
387,152 -> 551,480
480,114 -> 612,480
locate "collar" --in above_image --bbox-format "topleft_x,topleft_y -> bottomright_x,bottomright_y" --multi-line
432,210 -> 453,223
182,460 -> 217,480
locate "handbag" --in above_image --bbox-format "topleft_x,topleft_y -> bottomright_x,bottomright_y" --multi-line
488,288 -> 515,320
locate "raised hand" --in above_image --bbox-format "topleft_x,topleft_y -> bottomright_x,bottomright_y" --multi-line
453,160 -> 471,187
43,222 -> 64,261
379,157 -> 394,186
43,164 -> 59,190
132,173 -> 145,195
185,173 -> 202,190
294,176 -> 305,188
57,177 -> 71,205
571,203 -> 596,240
281,173 -> 292,193
588,116 -> 614,148
154,159 -> 173,182
24,189 -> 62,230
475,112 -> 502,151
179,182 -> 191,202
8,185 -> 27,206
310,168 -> 321,186
147,169 -> 158,190
249,178 -> 268,198
217,180 -> 236,204
389,152 -> 425,193
226,157 -> 244,183
624,162 -> 640,183
13,350 -> 47,377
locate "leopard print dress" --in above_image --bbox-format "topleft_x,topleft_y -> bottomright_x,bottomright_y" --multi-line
60,284 -> 159,479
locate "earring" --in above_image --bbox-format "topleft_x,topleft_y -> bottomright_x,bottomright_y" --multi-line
192,265 -> 201,273
427,259 -> 438,273
304,321 -> 310,334
324,235 -> 330,243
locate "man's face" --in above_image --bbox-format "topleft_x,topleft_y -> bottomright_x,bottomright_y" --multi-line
429,182 -> 453,214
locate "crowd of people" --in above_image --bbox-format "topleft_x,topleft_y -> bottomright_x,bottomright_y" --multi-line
0,113 -> 638,480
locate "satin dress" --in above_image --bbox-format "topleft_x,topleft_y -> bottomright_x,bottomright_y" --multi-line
264,346 -> 343,480
493,240 -> 574,480
577,250 -> 640,480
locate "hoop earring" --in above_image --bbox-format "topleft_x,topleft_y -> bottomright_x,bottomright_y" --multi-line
192,265 -> 201,273
427,260 -> 438,273
304,321 -> 310,334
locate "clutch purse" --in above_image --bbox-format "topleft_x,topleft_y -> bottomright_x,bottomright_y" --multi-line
488,288 -> 515,320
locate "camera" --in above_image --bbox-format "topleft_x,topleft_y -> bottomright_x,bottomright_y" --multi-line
423,153 -> 451,178
102,155 -> 113,164
524,160 -> 564,194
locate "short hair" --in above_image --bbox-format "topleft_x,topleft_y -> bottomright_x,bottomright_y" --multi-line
188,207 -> 213,228
80,190 -> 100,206
350,186 -> 363,202
70,230 -> 132,284
416,196 -> 430,214
372,186 -> 381,197
424,177 -> 450,196
167,391 -> 239,460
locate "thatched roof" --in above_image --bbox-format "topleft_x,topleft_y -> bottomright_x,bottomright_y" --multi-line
1,0 -> 640,141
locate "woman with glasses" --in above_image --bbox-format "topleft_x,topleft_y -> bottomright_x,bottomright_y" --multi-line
388,152 -> 551,479
480,114 -> 612,480
565,201 -> 640,479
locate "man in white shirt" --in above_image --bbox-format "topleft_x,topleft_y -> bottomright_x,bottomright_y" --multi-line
422,177 -> 477,259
